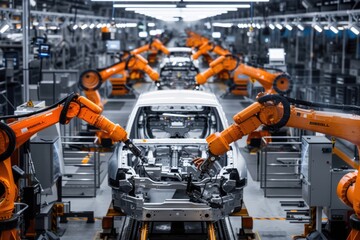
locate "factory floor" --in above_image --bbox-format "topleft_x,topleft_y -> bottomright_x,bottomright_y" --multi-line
59,81 -> 308,240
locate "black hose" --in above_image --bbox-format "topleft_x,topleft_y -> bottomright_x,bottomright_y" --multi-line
272,73 -> 292,95
285,97 -> 360,113
0,94 -> 70,120
0,122 -> 16,162
257,94 -> 291,129
125,54 -> 135,70
224,54 -> 240,71
246,62 -> 284,73
59,93 -> 79,125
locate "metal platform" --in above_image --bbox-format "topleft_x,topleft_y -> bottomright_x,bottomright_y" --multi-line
95,203 -> 258,240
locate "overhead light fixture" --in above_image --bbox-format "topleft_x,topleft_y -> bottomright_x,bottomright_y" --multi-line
126,23 -> 137,28
147,22 -> 155,27
131,8 -> 229,21
127,8 -> 229,12
186,4 -> 250,8
329,25 -> 338,34
212,32 -> 221,38
338,26 -> 345,30
313,23 -> 322,33
89,23 -> 95,29
269,23 -> 275,30
96,23 -> 102,28
301,0 -> 313,9
139,31 -> 148,38
93,0 -> 179,1
350,25 -> 360,35
275,23 -> 283,30
80,23 -> 88,30
297,23 -> 304,31
285,23 -> 293,31
47,24 -> 58,30
0,23 -> 10,33
213,22 -> 233,28
149,29 -> 164,35
72,24 -> 78,30
183,0 -> 268,2
114,4 -> 176,8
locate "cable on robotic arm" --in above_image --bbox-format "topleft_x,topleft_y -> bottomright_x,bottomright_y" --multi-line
148,37 -> 154,48
0,122 -> 16,162
59,92 -> 79,124
285,96 -> 360,114
272,73 -> 293,95
0,95 -> 69,121
224,54 -> 240,71
124,54 -> 134,70
257,94 -> 291,130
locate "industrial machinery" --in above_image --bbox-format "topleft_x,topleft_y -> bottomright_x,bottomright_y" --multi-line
191,41 -> 232,81
196,54 -> 292,149
0,93 -> 146,240
126,38 -> 170,80
79,38 -> 168,103
185,32 -> 214,66
78,54 -> 159,110
191,41 -> 230,60
196,54 -> 292,95
192,93 -> 360,239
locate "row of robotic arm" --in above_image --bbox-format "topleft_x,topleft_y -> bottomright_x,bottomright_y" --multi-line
2,33 -> 359,239
78,39 -> 170,110
78,34 -> 293,110
186,31 -> 292,94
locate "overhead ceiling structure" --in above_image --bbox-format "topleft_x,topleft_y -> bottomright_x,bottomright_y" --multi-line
1,0 -> 359,33
91,0 -> 269,22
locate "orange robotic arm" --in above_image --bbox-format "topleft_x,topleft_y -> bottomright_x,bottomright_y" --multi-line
130,38 -> 170,56
192,42 -> 230,60
186,35 -> 209,48
195,55 -> 238,84
78,54 -> 159,109
196,55 -> 292,94
194,94 -> 360,239
0,93 -> 146,239
236,64 -> 292,94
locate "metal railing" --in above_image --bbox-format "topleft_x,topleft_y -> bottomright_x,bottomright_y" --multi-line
61,136 -> 105,197
259,136 -> 302,198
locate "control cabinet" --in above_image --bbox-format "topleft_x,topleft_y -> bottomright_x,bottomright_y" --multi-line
30,135 -> 62,189
301,136 -> 332,206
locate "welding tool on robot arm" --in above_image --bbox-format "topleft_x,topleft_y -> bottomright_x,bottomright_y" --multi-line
196,54 -> 292,95
78,54 -> 160,110
193,94 -> 360,239
191,41 -> 230,60
130,38 -> 170,56
0,93 -> 146,240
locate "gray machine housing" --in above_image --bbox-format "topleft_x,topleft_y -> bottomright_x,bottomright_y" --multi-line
301,136 -> 332,207
301,136 -> 354,221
